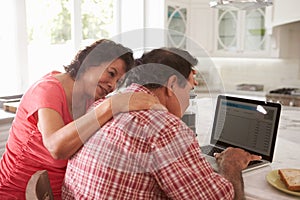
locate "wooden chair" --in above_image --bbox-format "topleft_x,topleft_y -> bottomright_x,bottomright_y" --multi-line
26,170 -> 54,200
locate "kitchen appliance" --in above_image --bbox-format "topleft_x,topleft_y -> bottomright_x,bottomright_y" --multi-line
236,83 -> 264,91
182,111 -> 196,133
266,88 -> 300,107
182,92 -> 197,134
209,0 -> 273,10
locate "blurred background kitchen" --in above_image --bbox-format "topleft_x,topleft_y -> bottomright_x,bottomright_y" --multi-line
1,0 -> 300,155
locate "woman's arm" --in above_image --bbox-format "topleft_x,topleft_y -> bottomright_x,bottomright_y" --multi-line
38,92 -> 165,160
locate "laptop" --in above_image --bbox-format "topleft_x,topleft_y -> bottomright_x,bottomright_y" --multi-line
200,95 -> 281,172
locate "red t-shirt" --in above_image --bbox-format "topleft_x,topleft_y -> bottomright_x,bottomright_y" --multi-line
0,71 -> 73,199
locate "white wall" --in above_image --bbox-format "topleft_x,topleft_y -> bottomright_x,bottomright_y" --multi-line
212,58 -> 300,92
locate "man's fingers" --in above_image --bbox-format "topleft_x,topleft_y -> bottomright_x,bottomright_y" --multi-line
214,152 -> 221,159
251,154 -> 262,161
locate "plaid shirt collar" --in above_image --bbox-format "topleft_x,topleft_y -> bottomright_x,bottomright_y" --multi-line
124,83 -> 154,95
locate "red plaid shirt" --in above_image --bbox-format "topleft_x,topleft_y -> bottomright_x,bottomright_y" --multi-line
62,84 -> 234,199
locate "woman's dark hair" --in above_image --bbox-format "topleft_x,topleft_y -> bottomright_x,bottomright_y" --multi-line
64,39 -> 134,79
125,47 -> 198,89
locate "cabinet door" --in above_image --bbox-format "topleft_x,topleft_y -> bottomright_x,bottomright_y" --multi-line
217,10 -> 238,51
243,8 -> 267,51
189,1 -> 214,54
166,1 -> 189,49
214,8 -> 270,57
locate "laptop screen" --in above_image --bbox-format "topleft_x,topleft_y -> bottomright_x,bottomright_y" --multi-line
211,95 -> 281,161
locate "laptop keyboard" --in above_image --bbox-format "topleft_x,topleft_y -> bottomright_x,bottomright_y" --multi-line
248,160 -> 263,166
200,145 -> 223,156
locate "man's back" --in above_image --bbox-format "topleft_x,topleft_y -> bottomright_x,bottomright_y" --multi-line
62,84 -> 234,200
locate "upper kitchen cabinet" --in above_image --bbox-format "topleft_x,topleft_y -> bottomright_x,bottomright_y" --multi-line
212,7 -> 273,57
272,0 -> 300,27
188,0 -> 215,56
143,0 -> 215,56
165,0 -> 215,56
120,0 -> 190,50
270,0 -> 300,59
270,22 -> 300,58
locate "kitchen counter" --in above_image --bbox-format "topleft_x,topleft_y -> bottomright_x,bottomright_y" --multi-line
195,90 -> 267,102
244,105 -> 300,200
0,109 -> 15,124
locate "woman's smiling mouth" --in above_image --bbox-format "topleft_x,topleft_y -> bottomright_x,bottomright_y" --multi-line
98,85 -> 109,96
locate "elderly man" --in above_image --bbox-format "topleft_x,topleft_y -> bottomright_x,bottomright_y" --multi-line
62,47 -> 260,200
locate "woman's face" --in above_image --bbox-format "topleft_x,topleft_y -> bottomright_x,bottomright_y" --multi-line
81,58 -> 127,100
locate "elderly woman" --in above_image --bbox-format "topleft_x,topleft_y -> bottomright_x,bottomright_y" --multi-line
0,39 -> 164,199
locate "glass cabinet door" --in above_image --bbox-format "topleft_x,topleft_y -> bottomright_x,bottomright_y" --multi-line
167,5 -> 187,49
216,8 -> 268,55
217,10 -> 238,51
244,8 -> 266,51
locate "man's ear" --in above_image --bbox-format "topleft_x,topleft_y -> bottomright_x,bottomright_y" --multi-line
166,75 -> 177,96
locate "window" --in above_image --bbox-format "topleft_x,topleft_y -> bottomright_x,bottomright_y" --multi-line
26,0 -> 73,86
0,0 -> 116,96
0,1 -> 24,96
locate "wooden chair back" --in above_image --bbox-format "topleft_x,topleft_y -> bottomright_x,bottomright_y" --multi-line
25,170 -> 54,200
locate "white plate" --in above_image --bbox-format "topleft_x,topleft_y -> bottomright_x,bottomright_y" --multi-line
266,169 -> 300,197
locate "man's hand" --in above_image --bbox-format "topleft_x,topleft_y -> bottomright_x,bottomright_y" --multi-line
214,147 -> 262,171
214,147 -> 262,200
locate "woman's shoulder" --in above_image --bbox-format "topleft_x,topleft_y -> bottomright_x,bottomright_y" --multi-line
17,71 -> 70,120
31,71 -> 63,92
21,71 -> 66,105
44,70 -> 62,77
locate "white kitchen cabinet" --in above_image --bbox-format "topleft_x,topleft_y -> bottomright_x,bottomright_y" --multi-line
119,0 -> 214,56
212,7 -> 273,57
143,0 -> 190,49
270,0 -> 300,59
119,0 -> 190,51
272,0 -> 300,27
270,22 -> 300,58
144,0 -> 275,58
143,0 -> 214,57
188,0 -> 215,55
